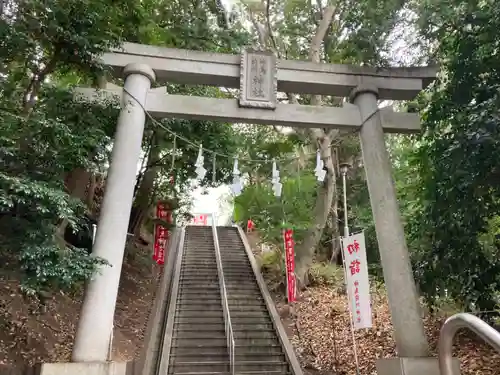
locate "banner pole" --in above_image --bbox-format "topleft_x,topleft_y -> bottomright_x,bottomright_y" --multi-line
340,163 -> 361,375
340,237 -> 361,375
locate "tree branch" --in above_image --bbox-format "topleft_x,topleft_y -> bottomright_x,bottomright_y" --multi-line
248,9 -> 268,47
266,0 -> 279,55
309,4 -> 337,108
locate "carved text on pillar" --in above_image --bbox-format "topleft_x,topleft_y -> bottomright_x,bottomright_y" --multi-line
239,49 -> 277,109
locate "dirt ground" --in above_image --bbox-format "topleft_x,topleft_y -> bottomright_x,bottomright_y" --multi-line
0,241 -> 160,372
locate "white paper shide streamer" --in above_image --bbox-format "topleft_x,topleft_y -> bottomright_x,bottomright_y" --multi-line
271,160 -> 282,197
194,144 -> 207,180
315,150 -> 326,182
231,158 -> 242,196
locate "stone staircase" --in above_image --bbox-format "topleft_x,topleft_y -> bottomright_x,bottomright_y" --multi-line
168,225 -> 229,375
217,226 -> 291,375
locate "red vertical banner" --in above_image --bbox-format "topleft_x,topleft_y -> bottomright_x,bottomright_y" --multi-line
283,229 -> 297,303
153,202 -> 173,265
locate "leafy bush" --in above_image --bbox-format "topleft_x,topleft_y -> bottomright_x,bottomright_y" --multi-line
257,249 -> 285,291
0,88 -> 118,295
308,263 -> 344,287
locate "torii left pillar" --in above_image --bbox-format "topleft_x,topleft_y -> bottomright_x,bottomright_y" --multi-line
72,63 -> 155,362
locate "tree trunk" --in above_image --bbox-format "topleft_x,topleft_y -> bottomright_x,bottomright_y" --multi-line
294,4 -> 339,287
56,168 -> 93,238
295,134 -> 337,287
330,196 -> 342,264
86,173 -> 97,211
130,132 -> 162,237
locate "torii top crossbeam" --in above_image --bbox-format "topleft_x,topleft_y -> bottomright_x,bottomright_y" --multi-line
103,43 -> 437,101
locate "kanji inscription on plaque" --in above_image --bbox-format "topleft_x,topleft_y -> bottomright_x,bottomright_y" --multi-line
239,49 -> 277,109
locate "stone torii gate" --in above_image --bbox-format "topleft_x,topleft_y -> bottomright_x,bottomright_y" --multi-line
67,43 -> 453,375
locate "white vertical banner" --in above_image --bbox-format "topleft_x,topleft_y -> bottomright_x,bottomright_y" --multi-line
342,231 -> 372,329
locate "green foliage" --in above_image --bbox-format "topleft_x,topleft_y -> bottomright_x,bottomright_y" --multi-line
0,86 -> 118,293
257,249 -> 285,291
234,173 -> 317,244
259,249 -> 283,273
141,0 -> 250,51
0,0 -> 251,295
308,263 -> 343,287
401,0 -> 500,314
0,0 -> 145,84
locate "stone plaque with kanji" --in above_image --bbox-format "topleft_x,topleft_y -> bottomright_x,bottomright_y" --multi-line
239,49 -> 277,109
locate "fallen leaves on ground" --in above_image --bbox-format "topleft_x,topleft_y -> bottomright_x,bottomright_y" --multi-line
275,286 -> 500,375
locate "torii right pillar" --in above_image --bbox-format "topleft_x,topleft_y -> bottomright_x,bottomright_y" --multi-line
350,85 -> 460,375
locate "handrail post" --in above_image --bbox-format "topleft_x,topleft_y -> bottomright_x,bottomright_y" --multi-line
438,313 -> 500,375
211,213 -> 235,375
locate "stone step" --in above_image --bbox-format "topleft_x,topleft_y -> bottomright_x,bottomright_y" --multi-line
179,276 -> 219,281
179,277 -> 219,283
170,352 -> 285,363
176,302 -> 266,311
174,316 -> 273,325
226,289 -> 262,296
179,281 -> 220,295
228,305 -> 268,312
175,304 -> 224,312
226,285 -> 260,290
227,310 -> 269,318
227,294 -> 264,301
178,282 -> 219,287
168,362 -> 230,375
234,344 -> 284,354
236,361 -> 288,372
170,346 -> 227,356
224,275 -> 254,279
181,265 -> 217,270
175,310 -> 225,318
172,337 -> 280,347
177,290 -> 220,296
176,298 -> 222,304
182,258 -> 216,262
174,322 -> 274,331
178,288 -> 220,295
171,345 -> 283,356
174,328 -> 277,339
169,360 -> 287,374
233,372 -> 289,375
178,288 -> 220,293
174,329 -> 226,339
227,302 -> 267,309
179,290 -> 220,298
171,338 -> 228,348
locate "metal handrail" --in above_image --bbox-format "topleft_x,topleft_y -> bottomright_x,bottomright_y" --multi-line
211,214 -> 235,375
438,313 -> 500,375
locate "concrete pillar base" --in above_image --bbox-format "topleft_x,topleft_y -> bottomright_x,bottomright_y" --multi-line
37,362 -> 133,375
376,357 -> 461,375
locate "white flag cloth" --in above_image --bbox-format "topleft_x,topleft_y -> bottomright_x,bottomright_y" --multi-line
341,231 -> 372,329
194,144 -> 206,180
231,158 -> 242,196
271,160 -> 282,197
314,150 -> 326,182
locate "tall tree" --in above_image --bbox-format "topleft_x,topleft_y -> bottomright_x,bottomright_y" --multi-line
242,0 -> 407,285
0,0 -> 250,295
407,0 -> 500,314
